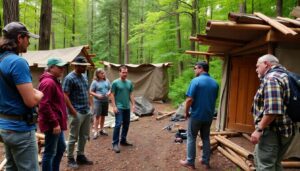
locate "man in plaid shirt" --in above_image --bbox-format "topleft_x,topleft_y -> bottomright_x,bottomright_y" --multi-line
251,54 -> 294,171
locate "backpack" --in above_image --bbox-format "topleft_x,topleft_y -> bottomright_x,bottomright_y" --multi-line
272,67 -> 300,122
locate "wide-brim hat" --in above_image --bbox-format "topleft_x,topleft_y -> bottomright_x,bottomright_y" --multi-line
71,56 -> 91,66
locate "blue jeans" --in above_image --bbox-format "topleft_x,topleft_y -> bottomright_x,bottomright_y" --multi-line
112,109 -> 130,145
186,118 -> 212,165
42,131 -> 66,171
0,129 -> 39,171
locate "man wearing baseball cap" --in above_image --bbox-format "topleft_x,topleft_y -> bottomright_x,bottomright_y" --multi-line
63,56 -> 93,168
0,22 -> 43,170
38,57 -> 68,171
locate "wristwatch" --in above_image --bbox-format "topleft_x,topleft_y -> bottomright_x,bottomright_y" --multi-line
256,127 -> 263,133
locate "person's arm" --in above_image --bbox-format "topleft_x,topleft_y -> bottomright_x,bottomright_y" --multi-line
250,114 -> 277,144
130,93 -> 135,113
16,83 -> 43,107
64,92 -> 77,117
184,97 -> 193,119
110,92 -> 118,113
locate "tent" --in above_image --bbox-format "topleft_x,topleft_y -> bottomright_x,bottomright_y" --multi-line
20,45 -> 95,86
187,12 -> 300,159
102,61 -> 171,101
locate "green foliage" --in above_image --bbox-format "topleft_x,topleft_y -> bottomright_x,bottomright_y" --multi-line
169,58 -> 223,107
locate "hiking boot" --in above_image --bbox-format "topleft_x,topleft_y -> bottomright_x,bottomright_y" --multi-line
199,159 -> 211,169
179,160 -> 195,170
67,158 -> 79,169
112,144 -> 120,153
92,131 -> 98,140
99,130 -> 108,136
76,155 -> 93,165
120,141 -> 133,146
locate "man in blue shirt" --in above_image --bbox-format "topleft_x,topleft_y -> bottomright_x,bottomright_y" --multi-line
63,56 -> 93,169
0,22 -> 44,171
180,61 -> 219,170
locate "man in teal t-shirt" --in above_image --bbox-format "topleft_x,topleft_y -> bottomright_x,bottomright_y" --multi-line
111,65 -> 135,153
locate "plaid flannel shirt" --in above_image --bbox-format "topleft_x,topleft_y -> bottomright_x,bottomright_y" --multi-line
252,65 -> 294,137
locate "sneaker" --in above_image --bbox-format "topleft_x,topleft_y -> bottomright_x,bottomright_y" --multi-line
99,130 -> 108,136
67,158 -> 79,169
120,141 -> 133,146
179,160 -> 195,170
112,144 -> 120,153
93,131 -> 98,140
76,155 -> 93,165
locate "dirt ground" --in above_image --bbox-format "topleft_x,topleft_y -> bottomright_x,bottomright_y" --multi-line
1,102 -> 296,171
59,102 -> 247,171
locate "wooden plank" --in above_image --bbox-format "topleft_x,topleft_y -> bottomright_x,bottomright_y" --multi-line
156,111 -> 176,120
215,135 -> 254,160
282,161 -> 300,168
242,133 -> 251,141
254,12 -> 297,35
267,29 -> 300,42
196,35 -> 245,47
210,131 -> 240,136
217,146 -> 251,171
185,50 -> 224,57
228,12 -> 265,24
207,21 -> 271,31
231,35 -> 268,55
277,16 -> 300,27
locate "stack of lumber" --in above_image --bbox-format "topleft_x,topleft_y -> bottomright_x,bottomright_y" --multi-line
199,131 -> 300,170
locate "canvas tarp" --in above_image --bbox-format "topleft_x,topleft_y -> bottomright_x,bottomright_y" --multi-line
103,61 -> 170,101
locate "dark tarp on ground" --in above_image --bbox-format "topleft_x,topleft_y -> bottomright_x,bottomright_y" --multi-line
103,61 -> 170,101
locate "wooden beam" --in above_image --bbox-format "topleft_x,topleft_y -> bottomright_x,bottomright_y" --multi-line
254,12 -> 297,36
282,161 -> 300,168
267,29 -> 300,42
233,45 -> 268,56
207,21 -> 271,31
196,35 -> 245,47
277,16 -> 300,27
228,12 -> 265,24
88,54 -> 96,58
231,34 -> 268,55
185,50 -> 223,56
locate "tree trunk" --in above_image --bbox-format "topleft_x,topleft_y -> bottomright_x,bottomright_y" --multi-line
63,14 -> 67,48
175,0 -> 182,49
90,0 -> 94,53
51,31 -> 55,49
239,0 -> 247,13
3,0 -> 19,25
71,0 -> 76,47
190,0 -> 197,51
118,0 -> 122,64
0,13 -> 2,36
251,0 -> 254,14
298,0 -> 300,6
124,0 -> 129,64
23,0 -> 28,24
34,1 -> 38,50
276,0 -> 283,16
108,9 -> 112,61
139,0 -> 145,63
39,0 -> 52,50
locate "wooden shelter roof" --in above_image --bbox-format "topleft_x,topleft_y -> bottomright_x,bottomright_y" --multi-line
188,11 -> 300,57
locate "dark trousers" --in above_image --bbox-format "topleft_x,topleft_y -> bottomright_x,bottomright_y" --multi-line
112,109 -> 130,145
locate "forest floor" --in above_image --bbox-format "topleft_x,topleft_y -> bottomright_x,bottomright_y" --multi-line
1,102 -> 296,171
59,102 -> 248,171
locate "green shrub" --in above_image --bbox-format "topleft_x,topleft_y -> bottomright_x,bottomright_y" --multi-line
169,59 -> 223,108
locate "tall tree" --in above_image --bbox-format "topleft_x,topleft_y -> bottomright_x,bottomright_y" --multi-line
190,0 -> 198,51
118,0 -> 123,64
124,0 -> 129,64
71,0 -> 76,47
240,0 -> 247,13
39,0 -> 52,50
3,0 -> 19,25
276,0 -> 283,16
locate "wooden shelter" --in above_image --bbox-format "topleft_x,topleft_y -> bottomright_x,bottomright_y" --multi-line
20,45 -> 95,86
187,12 -> 300,159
